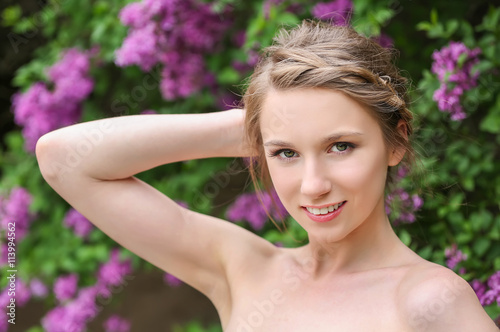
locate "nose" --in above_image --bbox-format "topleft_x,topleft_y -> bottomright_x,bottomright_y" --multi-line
300,159 -> 332,199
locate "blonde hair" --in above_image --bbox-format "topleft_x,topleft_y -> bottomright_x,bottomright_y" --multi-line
242,20 -> 414,231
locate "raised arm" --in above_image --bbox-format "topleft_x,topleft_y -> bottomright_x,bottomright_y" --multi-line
37,110 -> 250,181
35,110 -> 277,319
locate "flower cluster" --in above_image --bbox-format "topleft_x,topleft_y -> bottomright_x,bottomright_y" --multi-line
11,48 -> 94,152
103,315 -> 131,332
42,286 -> 99,332
311,0 -> 353,26
227,189 -> 288,230
471,271 -> 500,306
95,249 -> 133,298
431,41 -> 481,121
41,249 -> 133,332
0,187 -> 36,241
444,244 -> 468,270
385,167 -> 424,225
115,0 -> 231,100
54,274 -> 79,303
63,208 -> 94,239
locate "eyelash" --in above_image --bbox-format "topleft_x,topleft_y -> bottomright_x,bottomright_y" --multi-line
267,142 -> 356,162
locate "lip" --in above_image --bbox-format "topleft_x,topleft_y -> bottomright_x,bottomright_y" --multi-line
303,201 -> 346,223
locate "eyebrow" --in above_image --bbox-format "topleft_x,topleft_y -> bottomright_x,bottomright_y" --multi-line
263,131 -> 364,148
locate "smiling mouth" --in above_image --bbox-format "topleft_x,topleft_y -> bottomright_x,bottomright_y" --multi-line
304,201 -> 346,216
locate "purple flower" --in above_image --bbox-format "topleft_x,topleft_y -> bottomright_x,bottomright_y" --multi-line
140,109 -> 157,114
488,271 -> 500,292
63,208 -> 94,238
164,273 -> 182,287
471,279 -> 487,302
96,249 -> 133,297
311,0 -> 353,26
103,315 -> 131,332
218,92 -> 241,111
115,22 -> 160,71
0,187 -> 35,241
372,33 -> 393,48
412,194 -> 424,210
0,314 -> 7,332
227,189 -> 288,230
115,0 -> 231,100
233,30 -> 246,48
175,200 -> 188,209
444,244 -> 468,270
11,48 -> 93,152
0,278 -> 32,308
30,278 -> 49,298
119,2 -> 151,28
42,286 -> 99,332
431,41 -> 481,121
385,177 -> 423,225
54,274 -> 78,302
159,52 -> 205,99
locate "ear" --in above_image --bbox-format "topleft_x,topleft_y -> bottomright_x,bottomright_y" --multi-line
388,120 -> 408,166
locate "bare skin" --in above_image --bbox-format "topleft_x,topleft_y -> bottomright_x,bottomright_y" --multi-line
36,88 -> 498,331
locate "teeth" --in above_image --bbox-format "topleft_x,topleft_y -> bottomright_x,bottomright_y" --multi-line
306,202 -> 344,215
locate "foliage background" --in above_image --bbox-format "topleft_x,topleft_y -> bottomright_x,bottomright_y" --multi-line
0,0 -> 499,331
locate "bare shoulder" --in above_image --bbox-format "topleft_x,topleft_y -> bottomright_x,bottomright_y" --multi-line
398,261 -> 498,331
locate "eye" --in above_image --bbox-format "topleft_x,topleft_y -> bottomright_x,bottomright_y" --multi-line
330,142 -> 354,154
267,149 -> 298,161
280,150 -> 297,158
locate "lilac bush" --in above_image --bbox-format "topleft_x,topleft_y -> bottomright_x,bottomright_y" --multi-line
2,0 -> 500,330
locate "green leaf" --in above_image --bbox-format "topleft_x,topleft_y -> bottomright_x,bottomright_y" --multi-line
480,95 -> 500,133
217,67 -> 240,85
416,21 -> 432,32
430,8 -> 438,24
494,257 -> 500,270
2,5 -> 22,27
26,326 -> 44,332
473,238 -> 491,257
399,229 -> 412,246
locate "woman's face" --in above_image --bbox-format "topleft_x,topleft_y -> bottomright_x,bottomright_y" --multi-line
260,88 -> 401,243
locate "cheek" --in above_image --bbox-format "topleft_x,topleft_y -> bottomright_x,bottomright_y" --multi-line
267,162 -> 299,203
332,151 -> 388,193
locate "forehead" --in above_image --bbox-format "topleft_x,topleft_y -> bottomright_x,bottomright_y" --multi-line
259,88 -> 381,142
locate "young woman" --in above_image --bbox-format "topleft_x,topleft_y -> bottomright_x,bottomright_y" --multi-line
36,21 -> 497,331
